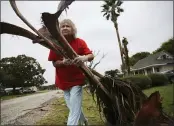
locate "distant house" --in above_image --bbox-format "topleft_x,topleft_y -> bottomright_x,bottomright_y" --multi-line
131,51 -> 174,75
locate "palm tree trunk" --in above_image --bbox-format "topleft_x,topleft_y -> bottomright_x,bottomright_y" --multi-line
125,50 -> 130,75
123,42 -> 130,75
114,22 -> 125,74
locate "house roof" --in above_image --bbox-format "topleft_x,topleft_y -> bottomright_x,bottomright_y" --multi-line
131,51 -> 174,70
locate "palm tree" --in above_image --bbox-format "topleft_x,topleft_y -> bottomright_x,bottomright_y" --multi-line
122,37 -> 130,75
101,0 -> 125,72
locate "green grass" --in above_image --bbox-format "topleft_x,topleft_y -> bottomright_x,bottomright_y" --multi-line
36,98 -> 69,125
36,89 -> 105,125
1,90 -> 50,101
36,84 -> 174,125
143,84 -> 174,116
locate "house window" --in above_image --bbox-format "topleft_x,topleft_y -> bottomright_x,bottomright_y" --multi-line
162,55 -> 167,59
156,67 -> 160,72
158,53 -> 173,60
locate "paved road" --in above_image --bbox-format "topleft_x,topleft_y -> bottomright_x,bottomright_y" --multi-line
1,90 -> 63,125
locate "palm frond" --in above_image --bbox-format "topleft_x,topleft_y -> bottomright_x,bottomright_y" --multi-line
101,8 -> 109,13
106,0 -> 114,6
88,74 -> 147,125
103,12 -> 108,17
101,4 -> 110,11
106,14 -> 110,20
116,0 -> 123,6
117,7 -> 124,13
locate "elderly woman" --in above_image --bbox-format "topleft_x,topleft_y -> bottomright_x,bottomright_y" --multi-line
48,19 -> 94,125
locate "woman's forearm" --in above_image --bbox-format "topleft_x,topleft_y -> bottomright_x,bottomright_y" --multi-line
52,60 -> 65,67
52,53 -> 94,68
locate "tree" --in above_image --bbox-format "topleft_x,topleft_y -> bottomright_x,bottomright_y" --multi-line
0,69 -> 6,84
0,54 -> 47,93
129,52 -> 151,66
0,69 -> 16,91
153,37 -> 174,56
122,37 -> 130,75
101,0 -> 125,71
105,69 -> 120,78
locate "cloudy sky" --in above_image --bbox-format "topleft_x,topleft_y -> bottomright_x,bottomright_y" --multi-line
1,1 -> 173,85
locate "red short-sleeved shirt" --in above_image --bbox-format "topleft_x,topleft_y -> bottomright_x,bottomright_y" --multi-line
48,38 -> 92,90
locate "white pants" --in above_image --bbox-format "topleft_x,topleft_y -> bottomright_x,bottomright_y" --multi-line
64,85 -> 87,125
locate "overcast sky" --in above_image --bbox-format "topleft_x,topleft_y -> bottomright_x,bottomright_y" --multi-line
1,1 -> 173,85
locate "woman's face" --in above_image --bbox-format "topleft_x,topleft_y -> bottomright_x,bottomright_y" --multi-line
60,23 -> 73,36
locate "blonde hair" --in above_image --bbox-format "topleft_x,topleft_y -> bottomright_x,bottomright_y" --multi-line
59,19 -> 77,38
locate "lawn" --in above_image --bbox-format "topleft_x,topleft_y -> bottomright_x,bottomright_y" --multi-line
143,84 -> 174,116
36,89 -> 105,125
1,90 -> 49,101
36,84 -> 174,125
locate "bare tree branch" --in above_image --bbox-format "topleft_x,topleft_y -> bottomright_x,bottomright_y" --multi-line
92,52 -> 107,69
88,50 -> 107,70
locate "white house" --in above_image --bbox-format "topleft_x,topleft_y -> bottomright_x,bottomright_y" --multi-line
131,51 -> 174,75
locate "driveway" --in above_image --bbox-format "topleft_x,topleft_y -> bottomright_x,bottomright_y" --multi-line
1,90 -> 63,125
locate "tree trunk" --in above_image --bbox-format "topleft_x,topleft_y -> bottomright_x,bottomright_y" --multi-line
123,43 -> 130,75
114,22 -> 125,74
126,56 -> 130,75
125,53 -> 130,75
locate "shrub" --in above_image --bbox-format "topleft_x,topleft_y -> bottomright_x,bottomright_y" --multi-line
122,75 -> 152,90
148,73 -> 169,87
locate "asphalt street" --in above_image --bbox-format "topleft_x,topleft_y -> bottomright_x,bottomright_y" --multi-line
1,90 -> 63,125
